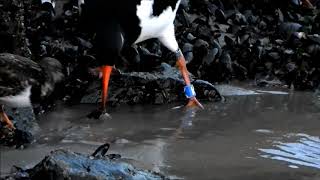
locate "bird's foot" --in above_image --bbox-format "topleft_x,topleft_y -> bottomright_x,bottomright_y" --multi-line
86,108 -> 111,120
186,97 -> 204,109
0,111 -> 15,130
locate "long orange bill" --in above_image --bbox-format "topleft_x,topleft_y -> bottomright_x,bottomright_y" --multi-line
101,65 -> 113,111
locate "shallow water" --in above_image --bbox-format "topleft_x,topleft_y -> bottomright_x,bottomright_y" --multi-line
1,86 -> 320,180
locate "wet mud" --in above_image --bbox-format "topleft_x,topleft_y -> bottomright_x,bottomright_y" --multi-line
1,85 -> 320,180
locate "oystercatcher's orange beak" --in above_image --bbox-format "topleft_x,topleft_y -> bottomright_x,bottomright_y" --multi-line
100,65 -> 112,110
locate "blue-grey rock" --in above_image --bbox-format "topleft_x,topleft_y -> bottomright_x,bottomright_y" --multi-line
5,149 -> 168,180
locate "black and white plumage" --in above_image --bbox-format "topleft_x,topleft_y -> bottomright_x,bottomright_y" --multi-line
0,53 -> 63,116
77,0 -> 182,66
41,0 -> 203,116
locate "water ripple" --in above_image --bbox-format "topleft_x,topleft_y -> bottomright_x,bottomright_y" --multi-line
259,133 -> 320,169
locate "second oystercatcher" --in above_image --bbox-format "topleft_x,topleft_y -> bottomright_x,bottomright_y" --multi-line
0,53 -> 63,129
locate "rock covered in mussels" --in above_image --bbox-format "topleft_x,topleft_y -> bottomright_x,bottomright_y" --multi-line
2,148 -> 168,180
80,63 -> 222,107
1,0 -> 320,115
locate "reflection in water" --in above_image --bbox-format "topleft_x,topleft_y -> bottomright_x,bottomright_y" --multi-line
259,133 -> 320,169
169,107 -> 198,140
2,88 -> 320,179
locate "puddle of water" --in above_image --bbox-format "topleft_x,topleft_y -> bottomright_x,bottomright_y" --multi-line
215,85 -> 261,96
259,133 -> 320,170
1,87 -> 320,180
255,90 -> 289,95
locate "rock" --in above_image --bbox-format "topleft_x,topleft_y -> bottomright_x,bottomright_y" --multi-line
232,62 -> 248,80
233,12 -> 247,25
186,33 -> 196,41
2,0 -> 320,111
279,22 -> 303,39
182,43 -> 194,63
258,20 -> 267,30
224,34 -> 236,47
0,0 -> 31,57
180,0 -> 190,11
194,39 -> 209,49
3,145 -> 168,180
256,78 -> 283,87
81,63 -> 222,107
268,52 -> 281,60
193,80 -> 222,101
215,9 -> 227,23
0,107 -> 38,148
307,34 -> 320,45
219,51 -> 233,73
307,44 -> 320,55
203,47 -> 219,65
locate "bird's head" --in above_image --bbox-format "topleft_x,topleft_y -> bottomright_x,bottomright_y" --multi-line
38,57 -> 64,97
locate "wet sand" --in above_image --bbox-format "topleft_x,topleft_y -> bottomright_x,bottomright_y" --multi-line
1,85 -> 320,180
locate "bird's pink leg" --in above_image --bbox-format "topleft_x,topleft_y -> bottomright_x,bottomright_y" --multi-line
176,55 -> 204,109
0,106 -> 15,130
100,65 -> 113,111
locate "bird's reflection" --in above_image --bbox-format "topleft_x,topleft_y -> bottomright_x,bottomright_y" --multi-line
170,106 -> 200,140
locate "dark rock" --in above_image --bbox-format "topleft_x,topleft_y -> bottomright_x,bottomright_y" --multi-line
0,107 -> 38,148
0,0 -> 31,57
2,0 -> 320,114
232,62 -> 248,80
220,51 -> 233,73
3,147 -> 168,180
256,78 -> 283,87
215,9 -> 227,23
154,92 -> 165,105
307,34 -> 320,45
192,80 -> 222,101
182,43 -> 194,63
186,33 -> 196,41
258,20 -> 267,30
233,12 -> 247,25
180,0 -> 190,11
81,63 -> 222,106
307,44 -> 320,55
224,34 -> 236,47
279,22 -> 303,39
290,0 -> 302,6
207,3 -> 219,16
268,52 -> 281,60
194,39 -> 209,49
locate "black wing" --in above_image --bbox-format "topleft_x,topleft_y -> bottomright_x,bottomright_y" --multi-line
0,53 -> 45,97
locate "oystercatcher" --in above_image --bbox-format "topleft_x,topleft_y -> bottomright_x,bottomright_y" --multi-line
43,0 -> 204,116
0,53 -> 63,129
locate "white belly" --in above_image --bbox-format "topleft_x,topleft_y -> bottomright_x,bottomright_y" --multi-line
0,86 -> 32,107
134,0 -> 180,44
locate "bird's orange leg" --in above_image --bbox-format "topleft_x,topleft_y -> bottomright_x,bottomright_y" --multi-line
0,105 -> 15,130
176,52 -> 204,109
100,65 -> 113,111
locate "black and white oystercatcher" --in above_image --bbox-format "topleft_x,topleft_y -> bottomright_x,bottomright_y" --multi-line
0,53 -> 63,129
43,0 -> 204,117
